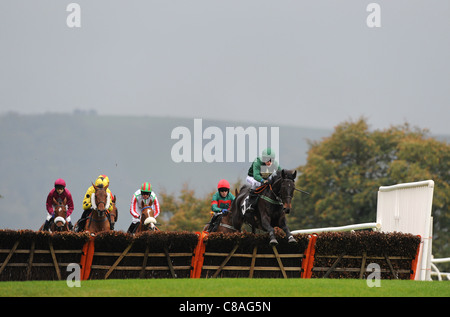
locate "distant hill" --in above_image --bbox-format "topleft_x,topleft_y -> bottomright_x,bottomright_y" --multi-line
0,113 -> 330,231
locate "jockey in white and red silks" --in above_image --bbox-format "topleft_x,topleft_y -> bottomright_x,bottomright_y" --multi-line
127,182 -> 160,233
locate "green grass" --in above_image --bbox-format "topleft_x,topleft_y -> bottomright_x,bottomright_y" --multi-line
0,278 -> 448,297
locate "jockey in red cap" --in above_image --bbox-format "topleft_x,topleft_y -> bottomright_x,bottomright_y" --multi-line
207,179 -> 235,232
44,178 -> 75,231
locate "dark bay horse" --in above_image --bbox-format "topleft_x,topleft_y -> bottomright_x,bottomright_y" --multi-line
85,183 -> 112,234
231,169 -> 297,245
135,199 -> 159,233
40,197 -> 69,232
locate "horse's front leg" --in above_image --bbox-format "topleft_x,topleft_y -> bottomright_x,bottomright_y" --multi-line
260,214 -> 277,245
231,205 -> 244,232
279,215 -> 296,244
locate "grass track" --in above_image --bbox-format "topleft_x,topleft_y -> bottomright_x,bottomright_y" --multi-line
1,278 -> 448,297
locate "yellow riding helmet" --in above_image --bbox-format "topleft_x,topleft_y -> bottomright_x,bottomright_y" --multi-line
97,174 -> 110,185
94,177 -> 108,188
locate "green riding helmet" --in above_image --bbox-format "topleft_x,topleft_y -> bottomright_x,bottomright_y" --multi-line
261,148 -> 276,162
141,182 -> 152,194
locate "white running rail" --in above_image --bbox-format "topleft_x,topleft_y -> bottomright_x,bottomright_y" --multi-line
291,222 -> 380,235
431,257 -> 450,281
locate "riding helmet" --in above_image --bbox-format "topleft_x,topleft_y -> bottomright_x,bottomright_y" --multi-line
94,177 -> 108,188
141,182 -> 152,194
54,178 -> 66,188
97,174 -> 109,185
261,148 -> 276,162
217,179 -> 230,190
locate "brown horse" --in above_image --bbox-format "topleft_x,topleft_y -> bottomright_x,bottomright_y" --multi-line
85,183 -> 112,234
135,200 -> 159,233
231,169 -> 297,245
40,197 -> 69,232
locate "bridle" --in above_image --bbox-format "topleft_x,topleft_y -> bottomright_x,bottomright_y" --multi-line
52,199 -> 67,230
258,177 -> 288,206
140,205 -> 158,230
91,189 -> 110,218
141,206 -> 153,223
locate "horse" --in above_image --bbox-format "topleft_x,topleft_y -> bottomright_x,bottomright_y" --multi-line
84,183 -> 112,234
231,169 -> 297,245
135,199 -> 159,233
40,197 -> 69,232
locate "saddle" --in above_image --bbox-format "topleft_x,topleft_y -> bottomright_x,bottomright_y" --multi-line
241,182 -> 284,215
240,183 -> 268,215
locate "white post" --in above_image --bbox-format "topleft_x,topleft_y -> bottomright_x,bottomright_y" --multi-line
376,180 -> 434,281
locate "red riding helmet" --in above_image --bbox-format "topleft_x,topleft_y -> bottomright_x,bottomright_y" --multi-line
54,178 -> 66,188
217,179 -> 230,190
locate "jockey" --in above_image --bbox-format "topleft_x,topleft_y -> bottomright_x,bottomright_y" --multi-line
75,174 -> 115,232
44,178 -> 74,231
127,182 -> 160,233
207,179 -> 235,232
244,148 -> 281,212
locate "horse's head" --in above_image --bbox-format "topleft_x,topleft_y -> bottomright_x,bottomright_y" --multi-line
140,199 -> 156,231
52,197 -> 67,229
278,169 -> 297,213
92,182 -> 110,216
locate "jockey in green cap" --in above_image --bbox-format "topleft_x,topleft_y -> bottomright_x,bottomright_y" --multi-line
243,148 -> 281,213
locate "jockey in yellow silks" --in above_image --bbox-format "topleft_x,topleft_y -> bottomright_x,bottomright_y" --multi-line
82,175 -> 114,212
74,175 -> 115,232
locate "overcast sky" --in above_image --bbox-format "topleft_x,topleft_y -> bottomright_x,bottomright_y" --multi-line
1,0 -> 449,134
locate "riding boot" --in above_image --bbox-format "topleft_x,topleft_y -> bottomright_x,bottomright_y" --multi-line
43,220 -> 51,231
76,209 -> 91,232
68,221 -> 73,230
247,190 -> 259,211
127,222 -> 139,234
76,218 -> 86,232
106,213 -> 114,230
207,214 -> 218,232
210,213 -> 223,232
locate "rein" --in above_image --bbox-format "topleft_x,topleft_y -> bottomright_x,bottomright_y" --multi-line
216,211 -> 238,232
258,180 -> 284,206
87,209 -> 109,222
294,187 -> 310,195
260,193 -> 283,205
220,223 -> 238,231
